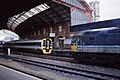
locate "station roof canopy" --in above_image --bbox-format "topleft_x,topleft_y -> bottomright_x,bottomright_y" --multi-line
12,1 -> 70,35
0,0 -> 51,29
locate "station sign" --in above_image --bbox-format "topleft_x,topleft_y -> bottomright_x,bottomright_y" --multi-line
50,33 -> 55,37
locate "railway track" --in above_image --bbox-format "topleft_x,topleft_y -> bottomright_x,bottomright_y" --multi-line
12,52 -> 76,63
4,55 -> 120,80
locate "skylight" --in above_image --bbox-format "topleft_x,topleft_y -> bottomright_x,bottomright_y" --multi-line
7,3 -> 50,31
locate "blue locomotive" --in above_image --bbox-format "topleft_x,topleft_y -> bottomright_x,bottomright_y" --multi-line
71,27 -> 120,53
78,27 -> 120,45
71,27 -> 120,68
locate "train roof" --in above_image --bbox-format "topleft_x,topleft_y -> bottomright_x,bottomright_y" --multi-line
9,40 -> 42,43
86,27 -> 118,32
70,18 -> 120,32
77,27 -> 119,35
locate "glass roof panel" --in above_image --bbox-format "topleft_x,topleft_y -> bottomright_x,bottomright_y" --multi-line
7,3 -> 50,31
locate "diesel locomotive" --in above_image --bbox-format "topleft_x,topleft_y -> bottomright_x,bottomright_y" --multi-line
71,27 -> 120,53
70,27 -> 120,67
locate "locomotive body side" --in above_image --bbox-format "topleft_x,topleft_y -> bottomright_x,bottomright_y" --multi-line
3,38 -> 53,54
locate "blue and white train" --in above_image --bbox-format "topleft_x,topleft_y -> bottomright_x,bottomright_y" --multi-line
71,27 -> 120,53
3,38 -> 53,54
0,29 -> 53,54
71,27 -> 120,68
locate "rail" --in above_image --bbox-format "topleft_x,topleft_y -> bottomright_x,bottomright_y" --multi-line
5,55 -> 120,80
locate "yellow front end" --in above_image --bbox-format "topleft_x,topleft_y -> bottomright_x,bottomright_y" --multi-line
71,45 -> 77,52
41,38 -> 53,54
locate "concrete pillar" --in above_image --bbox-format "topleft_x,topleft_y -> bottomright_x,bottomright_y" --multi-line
7,48 -> 11,55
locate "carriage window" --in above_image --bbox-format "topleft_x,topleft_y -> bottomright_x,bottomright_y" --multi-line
108,29 -> 120,33
91,31 -> 99,35
109,30 -> 116,33
84,32 -> 91,35
43,40 -> 46,46
39,42 -> 41,47
71,36 -> 77,45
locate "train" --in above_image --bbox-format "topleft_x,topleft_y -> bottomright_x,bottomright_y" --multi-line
70,27 -> 120,67
0,29 -> 53,54
71,27 -> 120,53
3,38 -> 53,54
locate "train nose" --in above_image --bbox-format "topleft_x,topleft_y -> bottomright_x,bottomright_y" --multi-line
42,38 -> 53,54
